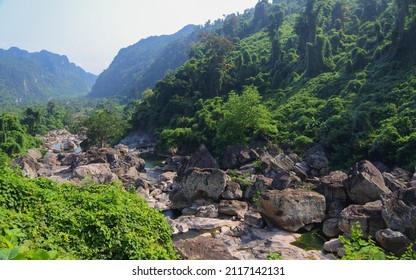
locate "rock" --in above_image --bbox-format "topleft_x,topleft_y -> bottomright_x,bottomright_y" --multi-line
27,148 -> 42,161
270,171 -> 301,190
73,163 -> 118,184
244,175 -> 272,200
174,236 -> 235,260
62,140 -> 77,151
159,171 -> 176,183
222,181 -> 243,200
391,167 -> 413,183
195,204 -> 219,218
174,216 -> 241,231
261,153 -> 295,178
170,168 -> 228,209
345,160 -> 391,205
339,201 -> 386,238
176,223 -> 189,234
58,153 -> 78,166
184,144 -> 219,171
244,211 -> 265,228
381,187 -> 416,240
13,155 -> 40,178
383,172 -> 408,192
43,153 -> 60,166
114,144 -> 129,154
376,229 -> 411,256
316,171 -> 348,206
323,238 -> 344,255
219,200 -> 249,219
306,150 -> 329,176
221,144 -> 258,169
323,218 -> 342,238
258,189 -> 326,232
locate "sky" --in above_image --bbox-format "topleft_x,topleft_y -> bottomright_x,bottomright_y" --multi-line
0,0 -> 259,75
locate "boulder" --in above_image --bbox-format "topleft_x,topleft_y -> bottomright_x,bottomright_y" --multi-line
170,168 -> 228,209
316,171 -> 348,206
183,144 -> 219,171
222,181 -> 243,200
261,153 -> 295,178
14,155 -> 40,178
381,187 -> 416,240
258,189 -> 326,232
219,200 -> 249,219
270,171 -> 301,190
174,236 -> 235,260
27,148 -> 42,161
306,150 -> 329,176
244,211 -> 265,228
345,160 -> 391,205
375,229 -> 412,256
221,144 -> 258,169
323,218 -> 342,238
244,175 -> 272,200
383,172 -> 408,192
195,204 -> 219,218
323,238 -> 344,255
73,163 -> 118,184
338,201 -> 386,238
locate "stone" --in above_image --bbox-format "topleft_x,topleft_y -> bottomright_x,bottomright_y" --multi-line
195,204 -> 219,218
376,229 -> 411,256
222,181 -> 243,200
271,171 -> 301,190
13,155 -> 40,178
339,201 -> 386,238
323,218 -> 342,238
170,168 -> 228,209
159,171 -> 176,182
27,148 -> 42,161
244,211 -> 265,228
258,189 -> 326,232
383,172 -> 408,192
261,153 -> 295,178
244,175 -> 272,200
174,236 -> 235,260
306,150 -> 329,176
316,171 -> 348,206
219,200 -> 249,219
221,144 -> 259,169
345,160 -> 391,205
184,144 -> 219,171
73,163 -> 119,184
381,187 -> 416,240
323,238 -> 343,255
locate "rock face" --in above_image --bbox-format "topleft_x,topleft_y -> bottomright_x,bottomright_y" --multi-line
381,187 -> 416,240
345,160 -> 391,205
258,189 -> 326,232
338,201 -> 386,238
170,168 -> 228,209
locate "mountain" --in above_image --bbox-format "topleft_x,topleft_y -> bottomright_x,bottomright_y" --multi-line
131,0 -> 416,170
89,24 -> 199,99
0,47 -> 96,106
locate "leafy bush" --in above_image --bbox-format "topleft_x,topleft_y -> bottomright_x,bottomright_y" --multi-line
0,166 -> 178,260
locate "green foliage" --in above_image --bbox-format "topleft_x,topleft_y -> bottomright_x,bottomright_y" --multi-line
340,223 -> 387,260
0,165 -> 178,260
267,252 -> 283,260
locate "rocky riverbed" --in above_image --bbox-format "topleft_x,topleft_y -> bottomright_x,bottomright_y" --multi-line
14,129 -> 416,259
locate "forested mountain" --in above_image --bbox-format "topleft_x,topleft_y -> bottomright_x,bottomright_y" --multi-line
130,0 -> 416,170
0,47 -> 96,106
89,25 -> 199,99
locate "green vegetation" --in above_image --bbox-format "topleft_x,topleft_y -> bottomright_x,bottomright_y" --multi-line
129,0 -> 416,170
267,252 -> 283,260
0,163 -> 178,260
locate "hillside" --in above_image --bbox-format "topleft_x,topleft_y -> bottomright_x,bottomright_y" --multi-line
0,47 -> 96,106
130,0 -> 416,170
89,25 -> 199,99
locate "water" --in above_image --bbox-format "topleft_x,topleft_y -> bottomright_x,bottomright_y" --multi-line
292,228 -> 328,251
141,153 -> 166,182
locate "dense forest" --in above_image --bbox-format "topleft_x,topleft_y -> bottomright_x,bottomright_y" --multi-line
129,0 -> 416,170
1,0 -> 416,260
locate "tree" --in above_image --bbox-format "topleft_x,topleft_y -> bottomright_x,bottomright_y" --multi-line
214,86 -> 278,151
82,109 -> 127,148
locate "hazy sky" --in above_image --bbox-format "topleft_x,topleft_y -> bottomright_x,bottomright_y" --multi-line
0,0 -> 259,75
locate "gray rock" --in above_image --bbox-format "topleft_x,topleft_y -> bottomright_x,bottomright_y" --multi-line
381,187 -> 416,240
258,189 -> 326,232
376,229 -> 411,256
339,201 -> 386,238
73,163 -> 119,184
13,155 -> 40,178
195,204 -> 219,218
170,168 -> 228,209
345,160 -> 391,205
244,175 -> 272,200
317,171 -> 348,205
184,144 -> 219,171
383,172 -> 408,192
222,181 -> 243,200
219,200 -> 249,219
221,144 -> 259,169
323,218 -> 342,238
323,238 -> 343,254
244,211 -> 265,228
271,171 -> 301,190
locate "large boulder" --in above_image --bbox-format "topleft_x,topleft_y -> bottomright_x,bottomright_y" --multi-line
381,187 -> 416,240
73,163 -> 118,184
14,155 -> 40,178
170,168 -> 228,209
258,189 -> 326,232
244,175 -> 272,200
183,144 -> 219,171
345,160 -> 391,205
270,170 -> 301,190
219,200 -> 249,219
376,229 -> 411,256
222,181 -> 243,200
338,201 -> 386,238
316,171 -> 348,218
174,236 -> 235,260
383,172 -> 408,192
261,153 -> 295,178
306,149 -> 329,176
